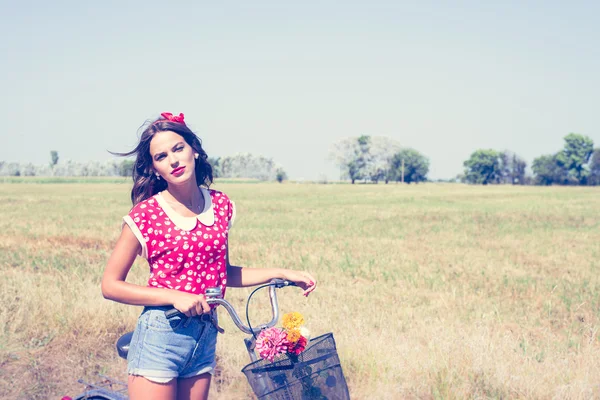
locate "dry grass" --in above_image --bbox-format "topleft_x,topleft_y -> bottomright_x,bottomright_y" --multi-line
1,182 -> 599,399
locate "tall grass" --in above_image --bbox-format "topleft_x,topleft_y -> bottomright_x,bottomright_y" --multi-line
0,183 -> 599,399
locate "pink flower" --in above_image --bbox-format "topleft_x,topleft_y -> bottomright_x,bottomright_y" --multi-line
256,327 -> 290,362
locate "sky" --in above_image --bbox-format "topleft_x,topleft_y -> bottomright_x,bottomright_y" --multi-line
1,0 -> 599,180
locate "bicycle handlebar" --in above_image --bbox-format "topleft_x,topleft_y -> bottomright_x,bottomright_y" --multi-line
165,278 -> 297,335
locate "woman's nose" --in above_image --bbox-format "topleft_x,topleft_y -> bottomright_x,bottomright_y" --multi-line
169,153 -> 179,167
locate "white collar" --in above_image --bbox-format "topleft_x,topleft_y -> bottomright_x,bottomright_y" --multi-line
155,187 -> 214,231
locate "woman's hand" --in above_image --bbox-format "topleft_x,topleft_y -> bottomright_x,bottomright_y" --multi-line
171,291 -> 211,317
282,270 -> 317,297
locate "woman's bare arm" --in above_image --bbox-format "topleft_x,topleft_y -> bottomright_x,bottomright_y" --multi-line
225,246 -> 316,296
101,225 -> 210,314
101,225 -> 174,305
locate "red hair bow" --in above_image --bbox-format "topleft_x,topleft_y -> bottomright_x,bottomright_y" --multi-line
160,112 -> 185,124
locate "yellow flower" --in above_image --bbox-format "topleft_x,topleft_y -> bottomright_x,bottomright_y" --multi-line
282,312 -> 304,330
286,328 -> 301,344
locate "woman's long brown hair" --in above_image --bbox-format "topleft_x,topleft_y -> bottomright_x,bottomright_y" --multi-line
112,118 -> 213,205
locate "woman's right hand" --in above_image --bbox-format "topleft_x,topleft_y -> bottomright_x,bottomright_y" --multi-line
171,291 -> 211,317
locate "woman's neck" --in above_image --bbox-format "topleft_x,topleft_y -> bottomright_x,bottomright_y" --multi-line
165,180 -> 201,208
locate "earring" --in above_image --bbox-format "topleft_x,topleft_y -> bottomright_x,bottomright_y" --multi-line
194,153 -> 199,159
155,172 -> 161,180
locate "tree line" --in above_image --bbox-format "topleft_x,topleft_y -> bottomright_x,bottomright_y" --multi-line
208,154 -> 287,183
329,133 -> 599,186
330,136 -> 429,184
461,133 -> 599,186
0,152 -> 289,183
1,133 -> 598,185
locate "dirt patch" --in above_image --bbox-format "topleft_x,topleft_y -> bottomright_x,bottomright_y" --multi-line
0,327 -> 231,400
45,235 -> 112,251
0,234 -> 112,252
0,328 -> 126,399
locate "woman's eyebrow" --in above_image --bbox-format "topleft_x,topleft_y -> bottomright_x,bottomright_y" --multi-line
171,142 -> 184,151
153,143 -> 184,160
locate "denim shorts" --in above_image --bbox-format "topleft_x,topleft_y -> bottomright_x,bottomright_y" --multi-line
127,306 -> 218,383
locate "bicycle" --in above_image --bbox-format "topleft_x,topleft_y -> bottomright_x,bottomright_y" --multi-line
67,279 -> 349,400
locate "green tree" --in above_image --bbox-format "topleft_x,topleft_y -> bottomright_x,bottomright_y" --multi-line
330,135 -> 371,184
463,149 -> 501,185
219,153 -> 278,180
499,151 -> 527,184
556,133 -> 594,184
389,148 -> 429,183
331,135 -> 404,184
119,159 -> 135,177
7,162 -> 20,176
50,151 -> 59,168
355,135 -> 371,183
588,148 -> 600,186
275,168 -> 287,183
366,137 -> 402,184
207,156 -> 221,178
512,154 -> 528,184
532,154 -> 569,185
368,168 -> 386,184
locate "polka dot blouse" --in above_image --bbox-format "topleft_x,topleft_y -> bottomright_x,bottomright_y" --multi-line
123,188 -> 236,298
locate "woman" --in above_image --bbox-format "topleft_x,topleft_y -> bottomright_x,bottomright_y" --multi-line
101,112 -> 316,400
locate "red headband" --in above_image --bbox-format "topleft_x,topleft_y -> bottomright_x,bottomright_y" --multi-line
154,112 -> 186,125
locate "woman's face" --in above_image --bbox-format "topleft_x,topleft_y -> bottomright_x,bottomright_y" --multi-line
149,130 -> 196,185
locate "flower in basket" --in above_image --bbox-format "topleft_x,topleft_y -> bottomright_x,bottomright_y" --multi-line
288,335 -> 307,355
282,311 -> 304,329
256,312 -> 310,362
255,327 -> 290,362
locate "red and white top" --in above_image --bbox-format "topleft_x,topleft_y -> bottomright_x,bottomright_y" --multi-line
123,187 -> 235,298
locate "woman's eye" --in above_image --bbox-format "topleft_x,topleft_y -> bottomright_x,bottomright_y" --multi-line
176,146 -> 184,152
157,155 -> 165,161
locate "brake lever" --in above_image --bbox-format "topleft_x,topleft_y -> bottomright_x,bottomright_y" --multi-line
272,279 -> 297,288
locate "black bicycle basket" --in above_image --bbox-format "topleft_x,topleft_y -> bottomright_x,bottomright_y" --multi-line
242,333 -> 350,400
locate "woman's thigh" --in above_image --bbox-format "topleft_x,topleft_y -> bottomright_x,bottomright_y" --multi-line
177,373 -> 212,400
128,375 -> 177,400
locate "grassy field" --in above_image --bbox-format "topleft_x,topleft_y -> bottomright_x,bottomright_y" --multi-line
0,182 -> 599,399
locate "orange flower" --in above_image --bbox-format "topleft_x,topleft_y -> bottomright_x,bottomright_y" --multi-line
286,328 -> 302,344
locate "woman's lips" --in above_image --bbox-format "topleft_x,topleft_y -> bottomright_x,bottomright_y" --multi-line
171,166 -> 186,176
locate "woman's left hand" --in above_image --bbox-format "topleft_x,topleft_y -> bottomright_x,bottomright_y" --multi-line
282,270 -> 317,297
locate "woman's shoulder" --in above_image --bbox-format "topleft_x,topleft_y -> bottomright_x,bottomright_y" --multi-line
205,187 -> 235,225
128,195 -> 160,216
206,188 -> 231,203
